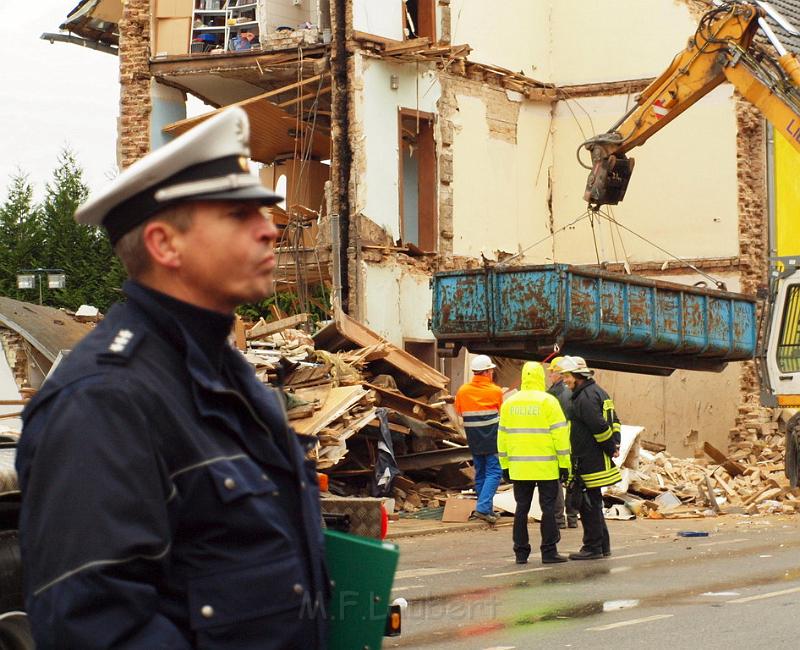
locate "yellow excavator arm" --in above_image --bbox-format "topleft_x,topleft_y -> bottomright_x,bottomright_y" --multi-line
583,1 -> 800,207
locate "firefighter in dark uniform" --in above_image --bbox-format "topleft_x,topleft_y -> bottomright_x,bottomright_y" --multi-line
558,356 -> 621,560
15,108 -> 330,649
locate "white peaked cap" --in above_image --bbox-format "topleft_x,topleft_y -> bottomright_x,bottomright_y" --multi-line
74,107 -> 281,244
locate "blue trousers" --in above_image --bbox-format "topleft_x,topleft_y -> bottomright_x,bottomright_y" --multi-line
473,453 -> 502,514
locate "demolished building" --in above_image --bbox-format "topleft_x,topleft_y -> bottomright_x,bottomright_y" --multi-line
47,0 -> 800,457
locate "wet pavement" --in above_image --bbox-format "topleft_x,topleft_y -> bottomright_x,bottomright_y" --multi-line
385,514 -> 800,649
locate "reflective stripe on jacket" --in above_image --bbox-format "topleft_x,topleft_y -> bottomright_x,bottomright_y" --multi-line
498,362 -> 570,480
455,374 -> 503,455
570,378 -> 622,488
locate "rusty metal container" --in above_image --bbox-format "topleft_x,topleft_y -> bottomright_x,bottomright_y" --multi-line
431,264 -> 757,375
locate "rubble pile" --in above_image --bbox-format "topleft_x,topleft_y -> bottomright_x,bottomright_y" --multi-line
613,434 -> 797,518
241,310 -> 471,505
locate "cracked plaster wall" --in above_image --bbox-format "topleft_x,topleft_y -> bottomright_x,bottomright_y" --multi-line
443,77 -> 553,260
446,0 -> 550,77
549,0 -> 698,86
352,0 -> 403,40
360,261 -> 434,345
352,56 -> 441,242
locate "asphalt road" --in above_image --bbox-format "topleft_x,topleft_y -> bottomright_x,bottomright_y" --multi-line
385,514 -> 800,649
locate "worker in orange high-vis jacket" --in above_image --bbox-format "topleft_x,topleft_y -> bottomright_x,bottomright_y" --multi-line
455,355 -> 504,524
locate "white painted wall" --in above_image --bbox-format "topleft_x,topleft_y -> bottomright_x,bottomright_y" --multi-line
353,0 -> 404,40
356,56 -> 441,240
550,0 -> 698,86
361,261 -> 434,345
549,86 -> 740,265
450,93 -> 553,259
447,0 -> 551,78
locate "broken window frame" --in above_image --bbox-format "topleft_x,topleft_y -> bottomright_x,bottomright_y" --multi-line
398,108 -> 438,252
402,0 -> 436,42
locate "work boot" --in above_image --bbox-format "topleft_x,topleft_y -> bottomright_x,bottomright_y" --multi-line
603,549 -> 612,557
557,519 -> 567,530
568,549 -> 603,560
472,510 -> 498,525
541,553 -> 568,564
567,516 -> 579,529
515,555 -> 529,565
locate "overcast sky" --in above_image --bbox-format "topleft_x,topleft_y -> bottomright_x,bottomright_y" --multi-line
0,1 -> 123,202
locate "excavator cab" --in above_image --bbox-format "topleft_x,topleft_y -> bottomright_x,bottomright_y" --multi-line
761,263 -> 800,407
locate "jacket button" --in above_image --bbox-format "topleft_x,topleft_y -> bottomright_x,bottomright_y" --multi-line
300,480 -> 307,490
224,478 -> 236,490
261,474 -> 269,480
293,583 -> 304,595
201,605 -> 214,618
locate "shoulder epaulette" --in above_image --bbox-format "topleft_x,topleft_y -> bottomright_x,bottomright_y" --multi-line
96,327 -> 145,365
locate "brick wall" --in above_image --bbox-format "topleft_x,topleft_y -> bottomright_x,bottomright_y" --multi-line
119,0 -> 153,169
732,96 -> 774,445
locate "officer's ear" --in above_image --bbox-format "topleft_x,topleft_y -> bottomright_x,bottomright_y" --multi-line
142,219 -> 184,270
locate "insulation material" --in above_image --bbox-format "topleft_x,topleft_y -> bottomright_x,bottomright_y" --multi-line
550,87 -> 740,265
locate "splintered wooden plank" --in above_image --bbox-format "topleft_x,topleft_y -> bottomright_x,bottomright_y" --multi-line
703,442 -> 746,477
315,311 -> 449,392
365,383 -> 443,421
293,385 -> 369,436
246,313 -> 309,339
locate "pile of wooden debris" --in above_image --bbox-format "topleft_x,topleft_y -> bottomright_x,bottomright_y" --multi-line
238,310 -> 472,504
611,435 -> 797,518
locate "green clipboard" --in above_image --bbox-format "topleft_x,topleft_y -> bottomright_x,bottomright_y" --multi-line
324,529 -> 400,650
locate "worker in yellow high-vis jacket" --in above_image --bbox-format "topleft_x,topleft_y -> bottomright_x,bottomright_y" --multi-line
498,362 -> 571,565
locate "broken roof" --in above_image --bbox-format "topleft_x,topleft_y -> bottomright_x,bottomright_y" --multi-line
0,298 -> 94,363
163,86 -> 331,164
57,0 -> 121,47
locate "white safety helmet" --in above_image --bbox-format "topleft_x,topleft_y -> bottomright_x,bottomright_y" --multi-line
470,354 -> 496,373
557,355 -> 594,376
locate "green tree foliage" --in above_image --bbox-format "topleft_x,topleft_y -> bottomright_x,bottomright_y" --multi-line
0,150 -> 328,322
0,172 -> 44,300
0,149 -> 125,312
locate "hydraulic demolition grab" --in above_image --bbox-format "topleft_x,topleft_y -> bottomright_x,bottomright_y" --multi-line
581,0 -> 800,208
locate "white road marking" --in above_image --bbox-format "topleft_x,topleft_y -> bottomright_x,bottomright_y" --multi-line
586,614 -> 674,631
609,566 -> 632,574
609,551 -> 656,561
483,566 -> 552,578
695,537 -> 748,547
482,647 -> 516,650
702,591 -> 740,597
394,567 -> 462,580
727,586 -> 800,604
391,584 -> 426,593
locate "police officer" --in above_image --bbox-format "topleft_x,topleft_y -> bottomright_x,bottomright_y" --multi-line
498,362 -> 571,565
547,357 -> 578,529
15,108 -> 329,649
558,356 -> 621,560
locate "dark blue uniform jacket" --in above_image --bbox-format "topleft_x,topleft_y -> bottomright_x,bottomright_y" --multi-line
16,282 -> 329,649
